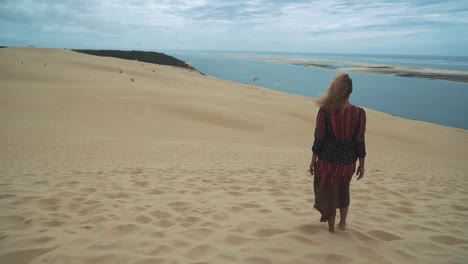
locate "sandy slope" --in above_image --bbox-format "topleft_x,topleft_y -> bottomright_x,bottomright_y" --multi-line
1,47 -> 467,264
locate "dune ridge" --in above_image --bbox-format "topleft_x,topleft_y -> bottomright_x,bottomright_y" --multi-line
1,47 -> 467,264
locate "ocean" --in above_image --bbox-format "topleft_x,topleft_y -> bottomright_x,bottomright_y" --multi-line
166,51 -> 468,130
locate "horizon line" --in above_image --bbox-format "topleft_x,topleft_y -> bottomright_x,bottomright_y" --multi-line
2,45 -> 468,58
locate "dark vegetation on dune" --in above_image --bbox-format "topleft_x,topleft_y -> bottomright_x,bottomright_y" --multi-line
72,49 -> 203,74
0,46 -> 7,48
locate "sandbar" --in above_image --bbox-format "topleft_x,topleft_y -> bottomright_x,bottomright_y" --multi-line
254,57 -> 468,83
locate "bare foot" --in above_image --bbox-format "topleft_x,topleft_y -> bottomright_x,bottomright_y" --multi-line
329,227 -> 335,233
338,223 -> 346,231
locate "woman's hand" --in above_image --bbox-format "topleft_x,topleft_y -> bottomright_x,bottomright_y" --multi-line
309,162 -> 315,175
356,165 -> 365,180
310,154 -> 318,175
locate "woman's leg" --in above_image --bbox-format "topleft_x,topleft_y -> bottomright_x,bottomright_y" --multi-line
338,207 -> 348,230
328,213 -> 336,233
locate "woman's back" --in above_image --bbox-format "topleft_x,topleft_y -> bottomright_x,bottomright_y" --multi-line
326,106 -> 362,140
310,74 -> 367,233
313,105 -> 366,167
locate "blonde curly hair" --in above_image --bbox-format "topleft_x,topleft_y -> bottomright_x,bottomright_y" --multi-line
318,74 -> 353,111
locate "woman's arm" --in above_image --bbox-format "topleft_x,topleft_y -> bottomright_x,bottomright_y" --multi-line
310,153 -> 318,175
310,108 -> 325,175
355,108 -> 366,179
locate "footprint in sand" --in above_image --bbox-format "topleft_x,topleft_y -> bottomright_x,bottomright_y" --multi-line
247,187 -> 263,192
384,213 -> 401,219
253,228 -> 288,238
322,253 -> 355,263
103,192 -> 130,199
78,203 -> 104,216
33,180 -> 49,185
229,185 -> 243,191
10,218 -> 34,231
355,246 -> 386,262
176,216 -> 203,227
133,181 -> 150,188
0,248 -> 57,264
0,215 -> 26,227
239,202 -> 261,209
268,190 -> 288,197
86,241 -> 116,251
368,230 -> 402,241
265,247 -> 294,256
81,215 -> 108,225
430,235 -> 467,245
41,220 -> 65,228
37,198 -> 60,211
231,222 -> 265,234
349,230 -> 378,243
393,206 -> 416,214
295,224 -> 321,236
398,201 -> 415,207
128,167 -> 144,175
134,257 -> 166,264
156,219 -> 175,228
150,210 -> 172,219
0,194 -> 16,199
400,224 -> 434,232
221,234 -> 251,246
106,224 -> 141,238
135,215 -> 153,224
7,236 -> 55,248
229,206 -> 245,214
82,198 -> 101,205
146,189 -> 164,195
181,228 -> 214,240
287,234 -> 320,247
201,221 -> 221,229
226,191 -> 243,197
142,245 -> 173,256
243,257 -> 271,264
392,249 -> 418,262
184,245 -> 217,260
79,187 -> 97,194
168,201 -> 192,213
72,197 -> 86,203
452,205 -> 468,211
212,212 -> 230,221
258,209 -> 272,214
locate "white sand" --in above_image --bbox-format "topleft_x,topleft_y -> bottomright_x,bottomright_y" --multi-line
1,47 -> 467,264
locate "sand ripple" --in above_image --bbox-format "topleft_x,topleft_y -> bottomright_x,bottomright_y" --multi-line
1,158 -> 466,264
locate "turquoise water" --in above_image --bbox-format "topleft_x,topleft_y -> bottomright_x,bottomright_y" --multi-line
167,51 -> 468,130
169,50 -> 468,71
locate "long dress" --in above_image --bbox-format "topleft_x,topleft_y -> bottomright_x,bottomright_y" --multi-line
312,105 -> 366,220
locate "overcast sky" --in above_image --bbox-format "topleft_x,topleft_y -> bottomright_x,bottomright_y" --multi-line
1,0 -> 467,55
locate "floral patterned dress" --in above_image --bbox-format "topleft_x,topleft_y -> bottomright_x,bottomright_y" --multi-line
312,105 -> 366,220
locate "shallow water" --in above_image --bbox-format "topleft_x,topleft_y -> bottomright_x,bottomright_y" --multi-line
168,52 -> 468,130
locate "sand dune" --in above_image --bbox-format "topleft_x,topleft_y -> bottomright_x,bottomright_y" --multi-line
1,47 -> 467,264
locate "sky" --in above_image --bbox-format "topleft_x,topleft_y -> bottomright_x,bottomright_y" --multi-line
1,0 -> 468,56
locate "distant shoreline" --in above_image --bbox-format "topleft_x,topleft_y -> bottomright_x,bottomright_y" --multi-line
248,57 -> 468,84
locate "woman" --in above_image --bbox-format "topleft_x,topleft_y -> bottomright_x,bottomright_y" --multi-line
310,74 -> 366,233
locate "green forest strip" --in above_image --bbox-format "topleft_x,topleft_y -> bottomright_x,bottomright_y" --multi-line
73,49 -> 203,74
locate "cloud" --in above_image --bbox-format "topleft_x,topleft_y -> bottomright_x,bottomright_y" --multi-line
0,0 -> 467,54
